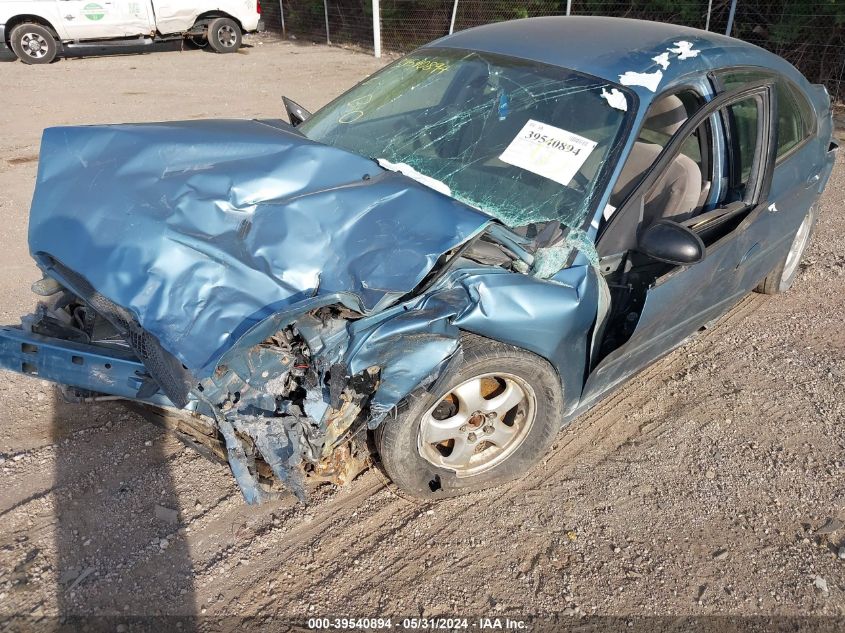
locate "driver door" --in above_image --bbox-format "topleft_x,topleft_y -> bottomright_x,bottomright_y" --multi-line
57,0 -> 153,39
581,81 -> 777,405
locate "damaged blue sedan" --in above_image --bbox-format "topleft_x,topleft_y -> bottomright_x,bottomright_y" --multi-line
1,17 -> 836,502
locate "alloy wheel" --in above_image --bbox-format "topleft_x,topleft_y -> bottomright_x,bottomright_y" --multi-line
781,211 -> 813,289
217,25 -> 238,48
20,32 -> 49,59
417,372 -> 536,476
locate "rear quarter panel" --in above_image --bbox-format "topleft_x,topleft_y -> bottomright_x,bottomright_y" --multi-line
152,0 -> 259,34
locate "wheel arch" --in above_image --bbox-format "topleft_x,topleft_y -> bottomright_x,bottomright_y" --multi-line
345,266 -> 600,427
373,327 -> 567,499
452,325 -> 574,415
192,11 -> 244,33
449,266 -> 601,418
5,14 -> 61,44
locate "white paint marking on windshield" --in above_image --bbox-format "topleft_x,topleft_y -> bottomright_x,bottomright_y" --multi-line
600,87 -> 628,111
376,158 -> 452,196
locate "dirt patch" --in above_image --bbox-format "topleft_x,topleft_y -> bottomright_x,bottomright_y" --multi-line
6,155 -> 38,166
0,38 -> 843,624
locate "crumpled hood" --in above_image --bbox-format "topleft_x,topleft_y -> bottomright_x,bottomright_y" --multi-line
28,120 -> 491,376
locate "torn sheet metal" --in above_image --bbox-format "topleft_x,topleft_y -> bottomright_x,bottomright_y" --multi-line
28,120 -> 492,378
344,290 -> 465,422
229,414 -> 309,502
342,262 -> 599,424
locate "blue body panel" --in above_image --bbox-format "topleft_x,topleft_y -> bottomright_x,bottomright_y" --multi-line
29,120 -> 491,377
344,264 -> 598,420
0,326 -> 174,407
0,16 -> 834,503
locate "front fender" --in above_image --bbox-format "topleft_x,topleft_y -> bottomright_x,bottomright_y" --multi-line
344,265 -> 599,422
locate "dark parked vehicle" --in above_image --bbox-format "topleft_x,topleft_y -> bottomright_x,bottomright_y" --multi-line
0,17 -> 836,502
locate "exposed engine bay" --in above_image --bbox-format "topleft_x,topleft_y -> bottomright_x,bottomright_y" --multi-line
27,284 -> 387,503
5,119 -> 608,505
14,213 -> 603,505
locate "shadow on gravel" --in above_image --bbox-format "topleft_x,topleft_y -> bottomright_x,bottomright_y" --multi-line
0,40 -> 187,64
51,392 -> 198,627
0,39 -> 255,64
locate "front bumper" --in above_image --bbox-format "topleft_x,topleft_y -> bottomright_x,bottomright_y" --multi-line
0,325 -> 175,406
243,13 -> 261,32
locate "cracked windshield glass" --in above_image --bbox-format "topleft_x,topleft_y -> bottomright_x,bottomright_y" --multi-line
300,48 -> 632,229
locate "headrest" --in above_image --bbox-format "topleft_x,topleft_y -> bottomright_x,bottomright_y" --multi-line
644,95 -> 688,136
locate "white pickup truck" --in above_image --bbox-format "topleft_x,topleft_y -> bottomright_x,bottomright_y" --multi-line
0,0 -> 262,64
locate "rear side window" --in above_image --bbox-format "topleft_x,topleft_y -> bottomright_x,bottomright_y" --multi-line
716,69 -> 815,159
723,96 -> 762,200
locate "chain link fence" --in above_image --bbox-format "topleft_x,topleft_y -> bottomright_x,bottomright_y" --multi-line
262,1 -> 845,103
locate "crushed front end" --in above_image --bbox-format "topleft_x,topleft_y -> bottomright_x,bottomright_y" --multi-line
1,276 -> 386,503
1,119 -> 496,503
4,118 -> 601,504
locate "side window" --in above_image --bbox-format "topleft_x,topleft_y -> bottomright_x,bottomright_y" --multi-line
724,97 -> 760,197
598,96 -> 715,257
776,82 -> 815,155
611,90 -> 712,212
640,119 -> 712,227
717,70 -> 814,159
600,91 -> 767,257
609,90 -> 712,224
684,95 -> 766,248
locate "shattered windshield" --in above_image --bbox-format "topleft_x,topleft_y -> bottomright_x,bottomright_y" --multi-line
300,48 -> 633,229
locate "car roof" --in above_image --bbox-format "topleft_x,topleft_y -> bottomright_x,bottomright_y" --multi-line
426,16 -> 809,103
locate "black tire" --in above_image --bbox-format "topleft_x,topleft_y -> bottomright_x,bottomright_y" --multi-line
9,23 -> 58,65
375,333 -> 563,499
207,17 -> 242,53
755,205 -> 817,295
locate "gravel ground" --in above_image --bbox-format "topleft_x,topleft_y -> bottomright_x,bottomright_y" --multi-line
0,36 -> 842,629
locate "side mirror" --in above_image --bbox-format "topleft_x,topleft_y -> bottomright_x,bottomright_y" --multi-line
282,96 -> 312,127
637,219 -> 705,265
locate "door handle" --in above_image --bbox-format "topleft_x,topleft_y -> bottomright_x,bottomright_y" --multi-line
805,173 -> 820,188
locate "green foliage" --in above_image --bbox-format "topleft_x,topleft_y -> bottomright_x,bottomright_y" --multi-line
280,0 -> 845,101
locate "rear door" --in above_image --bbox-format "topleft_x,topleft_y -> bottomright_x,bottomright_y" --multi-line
582,81 -> 777,404
57,0 -> 153,39
148,1 -> 201,34
714,69 -> 825,282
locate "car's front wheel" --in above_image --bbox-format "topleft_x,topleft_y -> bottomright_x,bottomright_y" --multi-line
756,204 -> 817,295
375,333 -> 563,499
207,17 -> 242,53
9,23 -> 58,65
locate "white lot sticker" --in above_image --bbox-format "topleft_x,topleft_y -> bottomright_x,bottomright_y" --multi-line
499,120 -> 598,187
